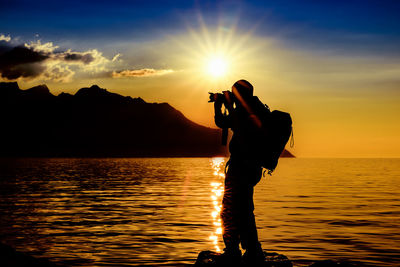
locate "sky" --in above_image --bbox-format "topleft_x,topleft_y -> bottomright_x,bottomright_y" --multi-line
1,0 -> 399,158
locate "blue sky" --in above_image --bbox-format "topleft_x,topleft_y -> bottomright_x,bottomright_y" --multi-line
1,0 -> 399,55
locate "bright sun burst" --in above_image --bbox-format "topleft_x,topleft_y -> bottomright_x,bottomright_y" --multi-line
172,14 -> 258,89
207,56 -> 228,78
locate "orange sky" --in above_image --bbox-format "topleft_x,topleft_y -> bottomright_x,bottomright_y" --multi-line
7,26 -> 400,158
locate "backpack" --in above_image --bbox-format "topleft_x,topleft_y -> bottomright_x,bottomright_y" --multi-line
254,102 -> 293,175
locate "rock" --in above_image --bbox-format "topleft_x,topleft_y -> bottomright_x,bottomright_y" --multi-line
195,251 -> 220,266
195,250 -> 293,267
264,252 -> 293,267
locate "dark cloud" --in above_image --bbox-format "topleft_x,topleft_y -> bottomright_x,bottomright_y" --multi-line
1,63 -> 46,80
0,38 -> 171,82
0,44 -> 48,79
0,41 -> 103,81
64,52 -> 94,64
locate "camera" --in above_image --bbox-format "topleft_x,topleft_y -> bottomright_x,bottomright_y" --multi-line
208,91 -> 233,103
209,90 -> 233,146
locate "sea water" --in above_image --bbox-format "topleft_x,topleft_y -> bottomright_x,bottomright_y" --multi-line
0,158 -> 399,266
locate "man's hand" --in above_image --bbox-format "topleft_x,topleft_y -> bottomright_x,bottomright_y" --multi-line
214,97 -> 224,111
213,97 -> 231,129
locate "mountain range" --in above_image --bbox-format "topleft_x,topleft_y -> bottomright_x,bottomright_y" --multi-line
0,82 -> 294,158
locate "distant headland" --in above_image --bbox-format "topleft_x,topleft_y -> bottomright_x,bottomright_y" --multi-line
0,82 -> 295,158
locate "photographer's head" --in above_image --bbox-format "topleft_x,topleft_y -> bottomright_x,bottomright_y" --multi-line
232,80 -> 253,98
232,80 -> 253,107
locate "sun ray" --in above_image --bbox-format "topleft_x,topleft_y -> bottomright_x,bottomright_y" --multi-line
167,12 -> 264,93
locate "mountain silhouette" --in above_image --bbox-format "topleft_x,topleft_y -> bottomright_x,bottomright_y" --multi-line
0,82 -> 294,158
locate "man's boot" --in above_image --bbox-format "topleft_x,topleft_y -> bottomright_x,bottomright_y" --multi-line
242,243 -> 265,266
215,247 -> 242,266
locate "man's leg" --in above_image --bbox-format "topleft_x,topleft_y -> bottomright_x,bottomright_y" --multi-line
239,165 -> 264,264
221,165 -> 241,252
238,185 -> 260,251
217,163 -> 243,265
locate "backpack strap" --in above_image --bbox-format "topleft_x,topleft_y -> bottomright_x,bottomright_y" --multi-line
289,127 -> 294,148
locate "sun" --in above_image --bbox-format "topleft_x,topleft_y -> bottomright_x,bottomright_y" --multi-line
207,56 -> 228,78
171,15 -> 260,88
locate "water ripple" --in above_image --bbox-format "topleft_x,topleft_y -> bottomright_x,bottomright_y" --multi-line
0,158 -> 399,266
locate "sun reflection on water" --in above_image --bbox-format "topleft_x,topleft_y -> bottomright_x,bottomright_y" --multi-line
209,157 -> 226,252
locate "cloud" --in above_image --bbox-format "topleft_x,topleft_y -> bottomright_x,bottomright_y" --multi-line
112,68 -> 174,78
25,40 -> 59,53
60,49 -> 111,72
112,53 -> 121,62
0,38 -> 117,81
1,62 -> 46,80
0,34 -> 11,42
0,36 -> 173,82
0,45 -> 49,79
24,41 -> 108,68
42,64 -> 74,82
63,52 -> 94,64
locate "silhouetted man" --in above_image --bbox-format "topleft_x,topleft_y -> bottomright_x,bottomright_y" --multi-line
214,80 -> 265,265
